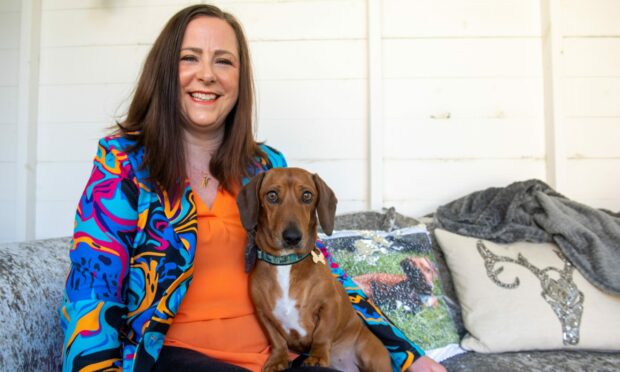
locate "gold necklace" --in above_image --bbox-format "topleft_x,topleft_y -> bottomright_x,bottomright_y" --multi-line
188,163 -> 213,189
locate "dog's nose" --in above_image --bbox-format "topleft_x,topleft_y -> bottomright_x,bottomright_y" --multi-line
282,227 -> 302,246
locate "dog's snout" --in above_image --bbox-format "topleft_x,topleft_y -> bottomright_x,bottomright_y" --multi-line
282,226 -> 302,246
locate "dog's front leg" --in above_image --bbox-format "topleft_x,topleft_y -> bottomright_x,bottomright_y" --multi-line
251,273 -> 290,372
255,308 -> 290,372
302,303 -> 336,368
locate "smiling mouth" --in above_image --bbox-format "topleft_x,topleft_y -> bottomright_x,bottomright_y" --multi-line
190,92 -> 220,103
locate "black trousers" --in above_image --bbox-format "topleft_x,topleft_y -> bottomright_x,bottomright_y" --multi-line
153,346 -> 342,372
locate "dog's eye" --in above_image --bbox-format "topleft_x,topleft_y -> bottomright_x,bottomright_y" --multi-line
302,191 -> 313,204
266,191 -> 279,203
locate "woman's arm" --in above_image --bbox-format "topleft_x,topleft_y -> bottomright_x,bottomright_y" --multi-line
407,356 -> 446,372
60,138 -> 138,371
316,240 -> 426,372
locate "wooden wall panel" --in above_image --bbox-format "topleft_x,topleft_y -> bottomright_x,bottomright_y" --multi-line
385,118 -> 545,159
38,123 -> 107,162
39,45 -> 148,85
38,84 -> 133,123
251,40 -> 366,80
37,162 -> 92,202
35,200 -> 78,239
0,201 -> 17,243
0,13 -> 20,48
566,118 -> 620,158
559,1 -> 620,210
381,0 -> 545,217
0,124 -> 18,161
384,159 -> 546,216
0,2 -> 20,242
565,160 -> 620,211
0,86 -> 18,123
561,0 -> 620,36
383,0 -> 541,37
384,39 -> 541,78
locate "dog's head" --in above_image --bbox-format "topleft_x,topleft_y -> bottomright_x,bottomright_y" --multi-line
400,257 -> 436,295
237,167 -> 337,258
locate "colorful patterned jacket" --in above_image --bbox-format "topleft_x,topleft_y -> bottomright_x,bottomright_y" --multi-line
60,135 -> 425,372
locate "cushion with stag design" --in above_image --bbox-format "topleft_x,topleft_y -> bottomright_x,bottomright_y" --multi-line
434,228 -> 620,353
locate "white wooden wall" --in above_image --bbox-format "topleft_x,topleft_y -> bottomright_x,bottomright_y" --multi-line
2,0 -> 619,242
561,0 -> 620,209
0,0 -> 21,241
382,0 -> 546,213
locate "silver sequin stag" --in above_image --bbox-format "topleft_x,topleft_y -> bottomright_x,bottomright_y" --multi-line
477,241 -> 584,345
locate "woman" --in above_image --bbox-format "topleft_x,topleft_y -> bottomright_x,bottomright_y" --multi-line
60,4 -> 444,372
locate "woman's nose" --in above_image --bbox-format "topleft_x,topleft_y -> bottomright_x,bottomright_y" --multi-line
199,62 -> 216,84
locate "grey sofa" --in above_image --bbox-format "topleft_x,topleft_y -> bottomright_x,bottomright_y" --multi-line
1,223 -> 619,371
0,237 -> 69,371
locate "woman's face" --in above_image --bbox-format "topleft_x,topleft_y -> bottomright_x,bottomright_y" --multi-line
179,16 -> 240,134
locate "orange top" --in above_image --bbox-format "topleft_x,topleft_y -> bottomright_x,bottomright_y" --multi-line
163,188 -> 270,372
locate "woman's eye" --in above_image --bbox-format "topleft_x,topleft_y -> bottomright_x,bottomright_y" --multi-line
302,192 -> 313,203
180,55 -> 197,62
216,58 -> 233,65
266,191 -> 279,203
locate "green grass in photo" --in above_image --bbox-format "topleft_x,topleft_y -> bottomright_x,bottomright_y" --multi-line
332,249 -> 459,350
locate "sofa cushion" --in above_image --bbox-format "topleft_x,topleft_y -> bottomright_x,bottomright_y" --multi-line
0,237 -> 71,371
322,211 -> 460,351
441,349 -> 620,371
435,228 -> 620,353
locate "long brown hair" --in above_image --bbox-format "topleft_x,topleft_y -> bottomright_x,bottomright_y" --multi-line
117,4 -> 265,198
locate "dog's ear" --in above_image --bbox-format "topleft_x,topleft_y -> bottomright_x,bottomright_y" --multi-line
312,173 -> 338,236
236,172 -> 266,231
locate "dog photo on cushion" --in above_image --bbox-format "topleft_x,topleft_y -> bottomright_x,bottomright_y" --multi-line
354,256 -> 437,315
320,225 -> 460,351
236,167 -> 392,372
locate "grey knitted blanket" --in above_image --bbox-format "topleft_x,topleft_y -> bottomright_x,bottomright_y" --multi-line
436,179 -> 620,295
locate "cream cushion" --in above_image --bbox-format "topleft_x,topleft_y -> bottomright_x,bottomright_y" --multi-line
434,228 -> 620,353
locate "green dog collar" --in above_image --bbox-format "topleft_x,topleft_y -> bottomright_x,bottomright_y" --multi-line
256,249 -> 310,266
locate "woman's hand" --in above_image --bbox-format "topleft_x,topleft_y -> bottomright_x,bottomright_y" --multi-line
407,356 -> 447,372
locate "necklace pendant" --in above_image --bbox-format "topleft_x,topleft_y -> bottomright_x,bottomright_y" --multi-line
201,175 -> 210,188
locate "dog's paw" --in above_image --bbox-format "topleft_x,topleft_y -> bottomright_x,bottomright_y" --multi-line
301,355 -> 329,368
262,356 -> 290,372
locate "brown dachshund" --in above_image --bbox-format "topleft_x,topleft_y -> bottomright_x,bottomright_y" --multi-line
237,167 -> 392,372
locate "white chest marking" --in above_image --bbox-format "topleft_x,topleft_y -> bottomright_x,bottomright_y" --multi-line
273,266 -> 307,337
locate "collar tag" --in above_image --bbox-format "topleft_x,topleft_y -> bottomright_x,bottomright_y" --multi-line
311,249 -> 326,265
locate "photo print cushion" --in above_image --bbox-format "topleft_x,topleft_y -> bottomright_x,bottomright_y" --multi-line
434,228 -> 620,353
320,226 -> 460,351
